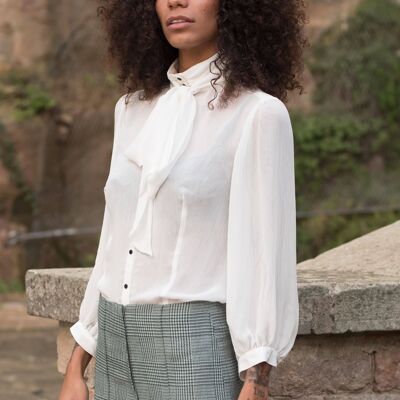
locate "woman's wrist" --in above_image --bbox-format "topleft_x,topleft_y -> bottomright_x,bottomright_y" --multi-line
67,342 -> 93,377
244,362 -> 272,387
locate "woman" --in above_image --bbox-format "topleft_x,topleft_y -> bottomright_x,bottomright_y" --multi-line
59,0 -> 307,399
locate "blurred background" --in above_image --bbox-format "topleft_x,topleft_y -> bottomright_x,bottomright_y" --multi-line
0,0 -> 399,398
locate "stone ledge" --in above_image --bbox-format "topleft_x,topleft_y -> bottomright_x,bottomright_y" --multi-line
26,220 -> 400,335
26,268 -> 90,324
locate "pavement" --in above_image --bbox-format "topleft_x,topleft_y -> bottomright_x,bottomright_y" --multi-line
0,293 -> 63,400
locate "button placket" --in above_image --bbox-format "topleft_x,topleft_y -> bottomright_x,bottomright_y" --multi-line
121,246 -> 136,304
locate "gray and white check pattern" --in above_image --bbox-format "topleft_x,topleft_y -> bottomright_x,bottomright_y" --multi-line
94,293 -> 244,400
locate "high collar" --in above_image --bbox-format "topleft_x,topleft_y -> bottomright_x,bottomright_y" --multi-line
167,51 -> 222,91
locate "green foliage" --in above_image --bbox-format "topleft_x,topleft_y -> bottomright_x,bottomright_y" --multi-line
83,71 -> 118,89
293,112 -> 386,191
0,122 -> 35,212
295,0 -> 400,260
0,278 -> 24,294
0,68 -> 57,121
309,0 -> 400,124
104,72 -> 119,87
297,210 -> 400,261
80,252 -> 97,268
14,83 -> 57,121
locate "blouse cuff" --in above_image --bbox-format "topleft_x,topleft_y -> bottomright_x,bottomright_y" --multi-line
238,346 -> 279,382
70,320 -> 97,357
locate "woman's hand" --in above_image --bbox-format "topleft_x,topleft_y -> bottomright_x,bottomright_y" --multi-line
238,362 -> 272,400
58,343 -> 92,400
58,367 -> 89,400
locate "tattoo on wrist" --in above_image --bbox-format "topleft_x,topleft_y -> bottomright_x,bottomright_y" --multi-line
245,362 -> 272,388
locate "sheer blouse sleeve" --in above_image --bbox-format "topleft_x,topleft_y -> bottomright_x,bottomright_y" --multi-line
69,95 -> 125,356
226,96 -> 299,382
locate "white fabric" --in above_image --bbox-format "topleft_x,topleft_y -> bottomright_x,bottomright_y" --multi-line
70,51 -> 299,382
122,52 -> 224,256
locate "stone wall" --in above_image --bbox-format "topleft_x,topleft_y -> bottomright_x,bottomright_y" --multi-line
0,0 -> 51,71
0,0 -> 121,280
25,220 -> 400,399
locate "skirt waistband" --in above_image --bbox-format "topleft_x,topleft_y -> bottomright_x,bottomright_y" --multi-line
99,293 -> 226,312
98,293 -> 228,338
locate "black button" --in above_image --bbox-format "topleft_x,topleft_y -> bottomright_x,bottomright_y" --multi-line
124,284 -> 128,289
129,249 -> 133,254
177,77 -> 182,80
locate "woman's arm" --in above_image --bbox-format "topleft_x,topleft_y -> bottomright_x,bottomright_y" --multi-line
68,342 -> 93,376
225,96 -> 299,399
241,362 -> 273,399
58,343 -> 92,400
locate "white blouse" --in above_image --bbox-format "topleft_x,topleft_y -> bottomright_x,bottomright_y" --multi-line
70,51 -> 299,382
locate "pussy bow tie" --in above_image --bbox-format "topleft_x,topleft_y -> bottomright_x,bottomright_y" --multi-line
122,54 -> 224,256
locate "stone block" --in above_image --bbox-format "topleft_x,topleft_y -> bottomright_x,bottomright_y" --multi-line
374,336 -> 400,392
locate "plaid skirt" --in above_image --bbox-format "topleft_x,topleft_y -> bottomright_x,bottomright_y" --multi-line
94,293 -> 244,400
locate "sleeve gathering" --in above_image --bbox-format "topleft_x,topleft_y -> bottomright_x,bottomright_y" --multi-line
226,96 -> 299,382
69,95 -> 126,356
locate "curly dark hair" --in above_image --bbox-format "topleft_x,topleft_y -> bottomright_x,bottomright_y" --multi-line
97,0 -> 309,109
